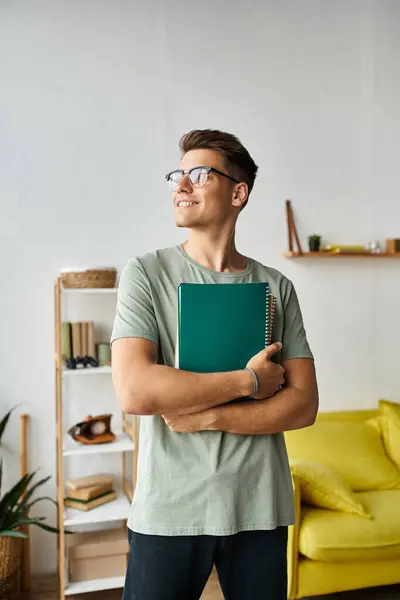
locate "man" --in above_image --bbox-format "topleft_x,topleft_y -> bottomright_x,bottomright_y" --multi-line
111,129 -> 318,600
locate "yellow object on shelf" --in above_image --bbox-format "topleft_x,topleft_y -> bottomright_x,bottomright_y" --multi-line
322,244 -> 366,253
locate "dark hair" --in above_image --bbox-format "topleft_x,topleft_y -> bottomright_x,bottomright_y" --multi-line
179,129 -> 258,206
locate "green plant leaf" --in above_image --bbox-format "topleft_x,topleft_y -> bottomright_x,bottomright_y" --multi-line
34,521 -> 61,535
0,472 -> 35,512
22,475 -> 52,506
0,459 -> 61,536
0,406 -> 18,445
0,530 -> 28,539
0,473 -> 31,512
10,516 -> 46,526
26,496 -> 58,511
0,472 -> 36,530
0,510 -> 23,532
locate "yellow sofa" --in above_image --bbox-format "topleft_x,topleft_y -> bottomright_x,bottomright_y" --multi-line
285,408 -> 400,599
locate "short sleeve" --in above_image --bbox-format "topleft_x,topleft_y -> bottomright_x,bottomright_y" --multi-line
281,280 -> 314,362
110,258 -> 159,346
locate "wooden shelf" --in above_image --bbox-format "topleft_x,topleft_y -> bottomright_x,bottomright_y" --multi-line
284,201 -> 400,260
283,251 -> 400,259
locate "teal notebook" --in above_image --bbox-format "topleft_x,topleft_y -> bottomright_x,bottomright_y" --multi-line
175,282 -> 272,372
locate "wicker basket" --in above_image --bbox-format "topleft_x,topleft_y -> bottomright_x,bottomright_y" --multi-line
0,535 -> 22,599
60,267 -> 117,289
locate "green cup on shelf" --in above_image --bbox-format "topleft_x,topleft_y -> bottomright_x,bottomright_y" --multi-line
96,342 -> 111,366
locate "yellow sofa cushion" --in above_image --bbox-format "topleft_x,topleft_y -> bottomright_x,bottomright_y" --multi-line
289,459 -> 371,518
297,555 -> 400,598
299,490 -> 400,562
379,399 -> 400,468
285,419 -> 400,491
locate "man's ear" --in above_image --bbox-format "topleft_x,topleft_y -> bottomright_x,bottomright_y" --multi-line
232,182 -> 248,210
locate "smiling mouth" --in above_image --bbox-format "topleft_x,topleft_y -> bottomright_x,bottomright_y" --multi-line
176,200 -> 198,207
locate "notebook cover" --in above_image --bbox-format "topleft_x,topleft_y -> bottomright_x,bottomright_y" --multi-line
175,282 -> 270,373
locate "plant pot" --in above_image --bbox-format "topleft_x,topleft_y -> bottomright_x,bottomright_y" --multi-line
0,536 -> 22,599
308,238 -> 321,252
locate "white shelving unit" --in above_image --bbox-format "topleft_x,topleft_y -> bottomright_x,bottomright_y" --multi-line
61,286 -> 119,295
63,430 -> 133,457
65,576 -> 125,596
62,365 -> 112,376
54,281 -> 138,600
64,491 -> 131,527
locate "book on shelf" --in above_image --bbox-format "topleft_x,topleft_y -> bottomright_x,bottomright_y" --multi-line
64,489 -> 117,512
71,322 -> 82,358
66,473 -> 115,491
63,321 -> 97,361
87,321 -> 96,357
81,321 -> 88,356
66,481 -> 115,502
62,322 -> 72,360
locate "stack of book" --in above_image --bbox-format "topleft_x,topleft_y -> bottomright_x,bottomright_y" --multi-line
62,321 -> 95,360
64,474 -> 116,511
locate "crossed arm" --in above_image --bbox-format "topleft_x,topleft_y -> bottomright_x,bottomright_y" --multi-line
112,338 -> 319,435
163,357 -> 318,434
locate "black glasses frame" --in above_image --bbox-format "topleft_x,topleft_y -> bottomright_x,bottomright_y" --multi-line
165,165 -> 241,187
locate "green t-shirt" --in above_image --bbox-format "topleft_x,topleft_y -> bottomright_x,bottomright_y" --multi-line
110,244 -> 314,535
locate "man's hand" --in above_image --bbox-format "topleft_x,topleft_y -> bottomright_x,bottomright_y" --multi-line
162,409 -> 214,433
246,342 -> 285,400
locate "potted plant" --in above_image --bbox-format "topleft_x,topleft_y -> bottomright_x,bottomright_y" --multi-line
308,234 -> 322,252
0,408 -> 61,599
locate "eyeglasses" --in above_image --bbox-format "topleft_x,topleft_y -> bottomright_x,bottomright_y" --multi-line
165,166 -> 240,191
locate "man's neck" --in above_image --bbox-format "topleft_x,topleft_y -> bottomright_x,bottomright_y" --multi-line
181,236 -> 248,274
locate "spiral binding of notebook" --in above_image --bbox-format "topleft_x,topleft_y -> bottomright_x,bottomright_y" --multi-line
267,294 -> 276,347
265,285 -> 270,348
264,287 -> 277,348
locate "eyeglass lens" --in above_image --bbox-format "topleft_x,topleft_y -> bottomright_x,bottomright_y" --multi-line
168,167 -> 209,190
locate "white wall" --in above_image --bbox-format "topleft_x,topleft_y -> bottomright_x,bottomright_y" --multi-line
1,0 -> 399,575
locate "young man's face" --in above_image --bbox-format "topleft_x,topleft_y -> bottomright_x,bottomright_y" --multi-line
171,149 -> 240,230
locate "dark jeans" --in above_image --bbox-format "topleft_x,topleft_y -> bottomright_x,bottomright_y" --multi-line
122,526 -> 288,600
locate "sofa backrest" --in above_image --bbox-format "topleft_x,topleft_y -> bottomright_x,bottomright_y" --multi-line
316,409 -> 379,423
284,409 -> 400,491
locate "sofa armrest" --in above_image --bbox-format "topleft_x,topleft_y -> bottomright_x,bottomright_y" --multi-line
287,473 -> 301,600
